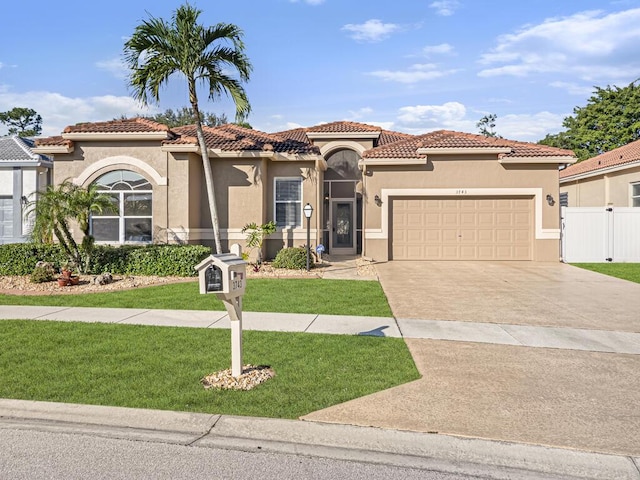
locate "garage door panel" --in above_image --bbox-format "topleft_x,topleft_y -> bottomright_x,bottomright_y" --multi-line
392,196 -> 533,261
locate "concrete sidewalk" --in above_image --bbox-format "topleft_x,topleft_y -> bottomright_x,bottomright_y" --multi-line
1,399 -> 639,480
1,305 -> 639,354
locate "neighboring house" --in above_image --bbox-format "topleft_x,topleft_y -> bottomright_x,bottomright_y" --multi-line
0,136 -> 52,244
559,139 -> 640,207
34,118 -> 575,262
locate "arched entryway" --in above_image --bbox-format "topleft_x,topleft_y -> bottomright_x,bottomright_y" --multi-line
322,149 -> 362,254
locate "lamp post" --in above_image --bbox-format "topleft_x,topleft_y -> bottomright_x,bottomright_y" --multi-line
303,203 -> 313,271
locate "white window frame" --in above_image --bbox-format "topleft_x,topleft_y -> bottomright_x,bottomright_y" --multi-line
90,171 -> 153,245
274,177 -> 302,228
631,182 -> 640,207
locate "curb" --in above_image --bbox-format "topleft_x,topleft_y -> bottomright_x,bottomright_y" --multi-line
1,399 -> 639,480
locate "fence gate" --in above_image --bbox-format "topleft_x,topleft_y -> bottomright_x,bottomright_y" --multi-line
561,207 -> 640,262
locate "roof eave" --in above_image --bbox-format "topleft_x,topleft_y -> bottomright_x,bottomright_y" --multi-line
560,159 -> 640,183
359,157 -> 428,166
62,132 -> 170,141
416,147 -> 513,155
500,156 -> 577,165
307,132 -> 380,140
162,144 -> 200,153
0,159 -> 53,168
32,145 -> 74,154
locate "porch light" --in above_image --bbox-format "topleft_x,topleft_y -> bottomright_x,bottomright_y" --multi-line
374,194 -> 382,206
546,194 -> 555,206
303,203 -> 314,219
303,203 -> 313,271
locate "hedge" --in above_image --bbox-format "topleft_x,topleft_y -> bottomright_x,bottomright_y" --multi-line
0,243 -> 211,277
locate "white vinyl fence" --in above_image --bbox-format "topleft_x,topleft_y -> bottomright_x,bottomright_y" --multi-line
561,207 -> 640,262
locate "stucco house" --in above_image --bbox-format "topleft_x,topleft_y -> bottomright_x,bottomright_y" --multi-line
0,136 -> 52,244
559,139 -> 640,207
34,118 -> 575,262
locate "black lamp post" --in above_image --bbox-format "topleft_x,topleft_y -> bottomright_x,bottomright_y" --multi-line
303,203 -> 313,271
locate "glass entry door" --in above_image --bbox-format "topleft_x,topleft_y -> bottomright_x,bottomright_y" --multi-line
331,200 -> 355,254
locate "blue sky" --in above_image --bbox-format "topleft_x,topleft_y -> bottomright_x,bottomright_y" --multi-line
2,0 -> 640,141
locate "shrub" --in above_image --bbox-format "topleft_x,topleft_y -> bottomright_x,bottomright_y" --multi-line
30,262 -> 56,283
123,244 -> 211,276
0,242 -> 210,277
272,247 -> 309,270
0,243 -> 67,275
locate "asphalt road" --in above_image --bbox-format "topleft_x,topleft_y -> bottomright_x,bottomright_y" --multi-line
0,428 -> 474,480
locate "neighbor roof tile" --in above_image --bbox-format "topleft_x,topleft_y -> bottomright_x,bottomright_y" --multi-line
560,139 -> 640,178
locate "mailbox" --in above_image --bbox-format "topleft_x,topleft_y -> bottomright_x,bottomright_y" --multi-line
195,253 -> 247,299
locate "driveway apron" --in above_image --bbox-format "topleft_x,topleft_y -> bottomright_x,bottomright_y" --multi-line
375,261 -> 640,332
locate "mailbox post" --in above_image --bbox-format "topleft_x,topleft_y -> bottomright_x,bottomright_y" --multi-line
195,246 -> 247,377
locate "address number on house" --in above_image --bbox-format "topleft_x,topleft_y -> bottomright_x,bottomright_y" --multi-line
455,189 -> 468,195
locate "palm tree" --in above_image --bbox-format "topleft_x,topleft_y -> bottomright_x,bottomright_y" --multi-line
124,3 -> 252,254
28,181 -> 115,273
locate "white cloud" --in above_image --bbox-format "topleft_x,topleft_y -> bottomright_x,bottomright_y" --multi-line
347,107 -> 374,120
342,19 -> 400,43
0,88 -> 156,136
549,81 -> 595,96
478,8 -> 640,83
422,43 -> 455,56
96,57 -> 128,80
429,1 -> 461,17
498,112 -> 566,141
391,102 -> 564,142
368,64 -> 459,83
397,101 -> 467,125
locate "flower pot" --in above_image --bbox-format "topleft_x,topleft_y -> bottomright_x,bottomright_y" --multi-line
57,278 -> 70,287
69,276 -> 80,285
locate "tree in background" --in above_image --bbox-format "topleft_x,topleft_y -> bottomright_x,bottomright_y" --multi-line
146,107 -> 229,128
476,113 -> 500,138
539,80 -> 640,161
0,107 -> 42,137
124,3 -> 252,254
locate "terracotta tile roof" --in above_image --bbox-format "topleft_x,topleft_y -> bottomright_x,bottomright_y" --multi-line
378,130 -> 413,146
34,136 -> 73,148
63,117 -> 170,134
559,139 -> 640,179
306,120 -> 383,134
0,136 -> 52,163
169,124 -> 320,155
274,122 -> 413,148
363,130 -> 575,159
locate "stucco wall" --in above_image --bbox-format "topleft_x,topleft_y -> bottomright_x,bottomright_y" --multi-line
560,166 -> 640,207
362,156 -> 561,262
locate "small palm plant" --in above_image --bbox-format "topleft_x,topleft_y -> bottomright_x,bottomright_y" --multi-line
241,221 -> 276,271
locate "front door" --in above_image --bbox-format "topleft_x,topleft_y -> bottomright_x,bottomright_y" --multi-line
331,200 -> 355,254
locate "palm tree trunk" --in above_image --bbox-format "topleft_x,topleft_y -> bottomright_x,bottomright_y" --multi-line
190,85 -> 223,254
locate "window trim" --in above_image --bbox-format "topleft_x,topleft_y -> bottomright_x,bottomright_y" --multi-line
90,170 -> 153,244
274,177 -> 302,228
631,182 -> 640,207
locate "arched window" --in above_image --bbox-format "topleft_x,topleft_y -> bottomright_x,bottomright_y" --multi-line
90,170 -> 153,243
325,149 -> 361,180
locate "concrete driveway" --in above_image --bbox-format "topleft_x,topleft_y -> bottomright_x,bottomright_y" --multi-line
303,261 -> 640,456
375,261 -> 640,332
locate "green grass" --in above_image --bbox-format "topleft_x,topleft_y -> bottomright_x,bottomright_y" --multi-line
0,320 -> 419,418
0,279 -> 392,317
573,263 -> 640,284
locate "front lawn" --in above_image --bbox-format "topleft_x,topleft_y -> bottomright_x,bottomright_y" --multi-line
573,263 -> 640,284
0,278 -> 392,317
0,320 -> 418,418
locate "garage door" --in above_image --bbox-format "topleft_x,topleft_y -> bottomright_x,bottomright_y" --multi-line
392,197 -> 532,260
